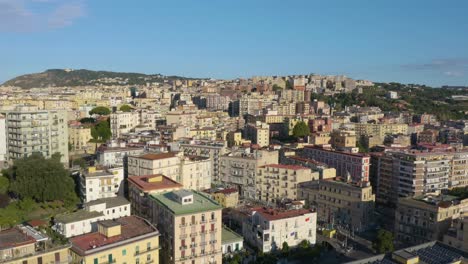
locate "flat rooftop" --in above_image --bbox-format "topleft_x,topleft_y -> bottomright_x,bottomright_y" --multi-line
0,227 -> 36,250
128,174 -> 183,192
84,196 -> 130,208
55,210 -> 104,224
70,216 -> 159,254
135,152 -> 178,160
151,190 -> 222,216
221,226 -> 243,245
255,207 -> 314,221
262,164 -> 310,171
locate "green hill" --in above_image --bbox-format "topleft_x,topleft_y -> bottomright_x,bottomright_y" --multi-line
2,69 -> 194,88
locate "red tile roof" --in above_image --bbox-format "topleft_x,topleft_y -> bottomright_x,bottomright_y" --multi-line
128,174 -> 183,192
0,227 -> 36,250
254,208 -> 313,221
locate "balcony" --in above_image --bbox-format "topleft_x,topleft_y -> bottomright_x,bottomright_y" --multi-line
134,246 -> 160,256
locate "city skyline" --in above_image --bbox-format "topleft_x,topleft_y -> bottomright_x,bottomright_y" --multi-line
1,0 -> 468,86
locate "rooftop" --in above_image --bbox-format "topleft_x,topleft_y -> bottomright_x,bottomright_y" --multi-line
55,210 -> 104,224
84,196 -> 130,208
150,190 -> 222,216
254,207 -> 314,221
0,227 -> 35,250
128,174 -> 183,192
262,164 -> 310,171
70,216 -> 159,254
135,152 -> 178,160
346,241 -> 468,264
221,226 -> 243,245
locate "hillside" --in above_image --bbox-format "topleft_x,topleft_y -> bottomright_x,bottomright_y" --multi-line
2,69 -> 193,88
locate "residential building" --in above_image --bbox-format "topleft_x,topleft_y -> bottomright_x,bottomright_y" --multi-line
331,130 -> 356,149
79,166 -> 125,203
242,207 -> 316,253
96,142 -> 145,167
83,196 -> 131,220
150,190 -> 223,264
2,105 -> 69,165
53,211 -> 104,238
69,216 -> 160,264
257,164 -> 319,203
443,217 -> 468,252
203,188 -> 239,208
301,146 -> 370,182
220,149 -> 279,199
309,132 -> 331,146
110,111 -> 139,138
128,174 -> 183,219
221,227 -> 244,255
395,194 -> 468,245
179,155 -> 212,191
244,121 -> 270,147
298,178 -> 375,231
68,123 -> 92,152
0,225 -> 70,264
354,123 -> 408,138
0,115 -> 6,167
347,241 -> 468,264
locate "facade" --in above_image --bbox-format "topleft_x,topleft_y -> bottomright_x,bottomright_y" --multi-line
68,124 -> 92,152
0,225 -> 70,264
354,123 -> 408,138
298,179 -> 375,231
242,207 -> 316,253
221,227 -> 244,255
443,217 -> 468,252
150,190 -> 223,264
128,174 -> 183,219
110,111 -> 139,138
257,164 -> 319,203
204,188 -> 239,208
244,121 -> 270,147
2,105 -> 69,165
84,196 -> 131,220
70,216 -> 160,264
96,144 -> 145,167
128,152 -> 181,180
179,155 -> 212,191
395,194 -> 468,245
79,166 -> 125,203
301,146 -> 370,182
53,211 -> 104,238
220,149 -> 279,199
371,149 -> 468,205
0,115 -> 6,166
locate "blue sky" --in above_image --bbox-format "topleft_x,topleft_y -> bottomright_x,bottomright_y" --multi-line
1,0 -> 468,87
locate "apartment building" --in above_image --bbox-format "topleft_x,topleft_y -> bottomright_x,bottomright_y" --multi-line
79,166 -> 124,203
354,123 -> 408,138
0,115 -> 6,166
128,174 -> 183,219
179,139 -> 228,183
128,152 -> 181,180
242,207 -> 316,253
244,121 -> 270,147
395,194 -> 468,245
0,225 -> 70,264
150,190 -> 223,264
309,132 -> 331,146
180,155 -> 212,190
220,149 -> 279,199
110,111 -> 139,138
96,142 -> 145,167
2,105 -> 69,165
308,117 -> 332,133
301,146 -> 370,182
298,178 -> 375,231
203,188 -> 239,208
68,123 -> 92,152
257,164 -> 319,203
70,216 -> 160,264
331,130 -> 357,149
443,217 -> 468,252
371,149 -> 468,205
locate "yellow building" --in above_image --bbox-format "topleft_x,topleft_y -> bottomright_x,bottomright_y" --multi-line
205,188 -> 239,208
190,127 -> 217,140
70,216 -> 160,264
69,124 -> 92,152
331,130 -> 356,148
354,123 -> 408,138
226,131 -> 242,147
0,225 -> 70,264
309,132 -> 331,145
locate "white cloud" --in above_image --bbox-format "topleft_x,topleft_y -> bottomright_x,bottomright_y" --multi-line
0,0 -> 85,32
444,71 -> 464,77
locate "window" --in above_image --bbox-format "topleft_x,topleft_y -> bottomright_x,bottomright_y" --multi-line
147,242 -> 151,251
122,249 -> 126,256
201,214 -> 205,222
211,224 -> 215,231
191,215 -> 196,224
181,217 -> 186,225
136,245 -> 140,254
211,212 -> 215,220
94,258 -> 98,264
55,252 -> 60,262
147,254 -> 151,261
136,258 -> 140,264
22,261 -> 27,264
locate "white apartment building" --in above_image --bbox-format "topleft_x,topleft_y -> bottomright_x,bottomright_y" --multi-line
244,121 -> 270,147
1,105 -> 69,165
96,142 -> 145,167
180,155 -> 212,190
110,111 -> 139,138
79,166 -> 124,203
53,210 -> 104,238
83,196 -> 131,220
243,207 -> 316,253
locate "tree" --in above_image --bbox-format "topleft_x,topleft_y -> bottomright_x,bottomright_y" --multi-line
5,153 -> 78,204
373,229 -> 394,254
292,121 -> 310,139
0,176 -> 9,194
79,117 -> 96,124
89,106 -> 111,116
282,241 -> 290,256
96,120 -> 112,141
119,104 -> 133,112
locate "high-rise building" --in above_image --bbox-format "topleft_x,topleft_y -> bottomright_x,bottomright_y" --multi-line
2,105 -> 69,165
